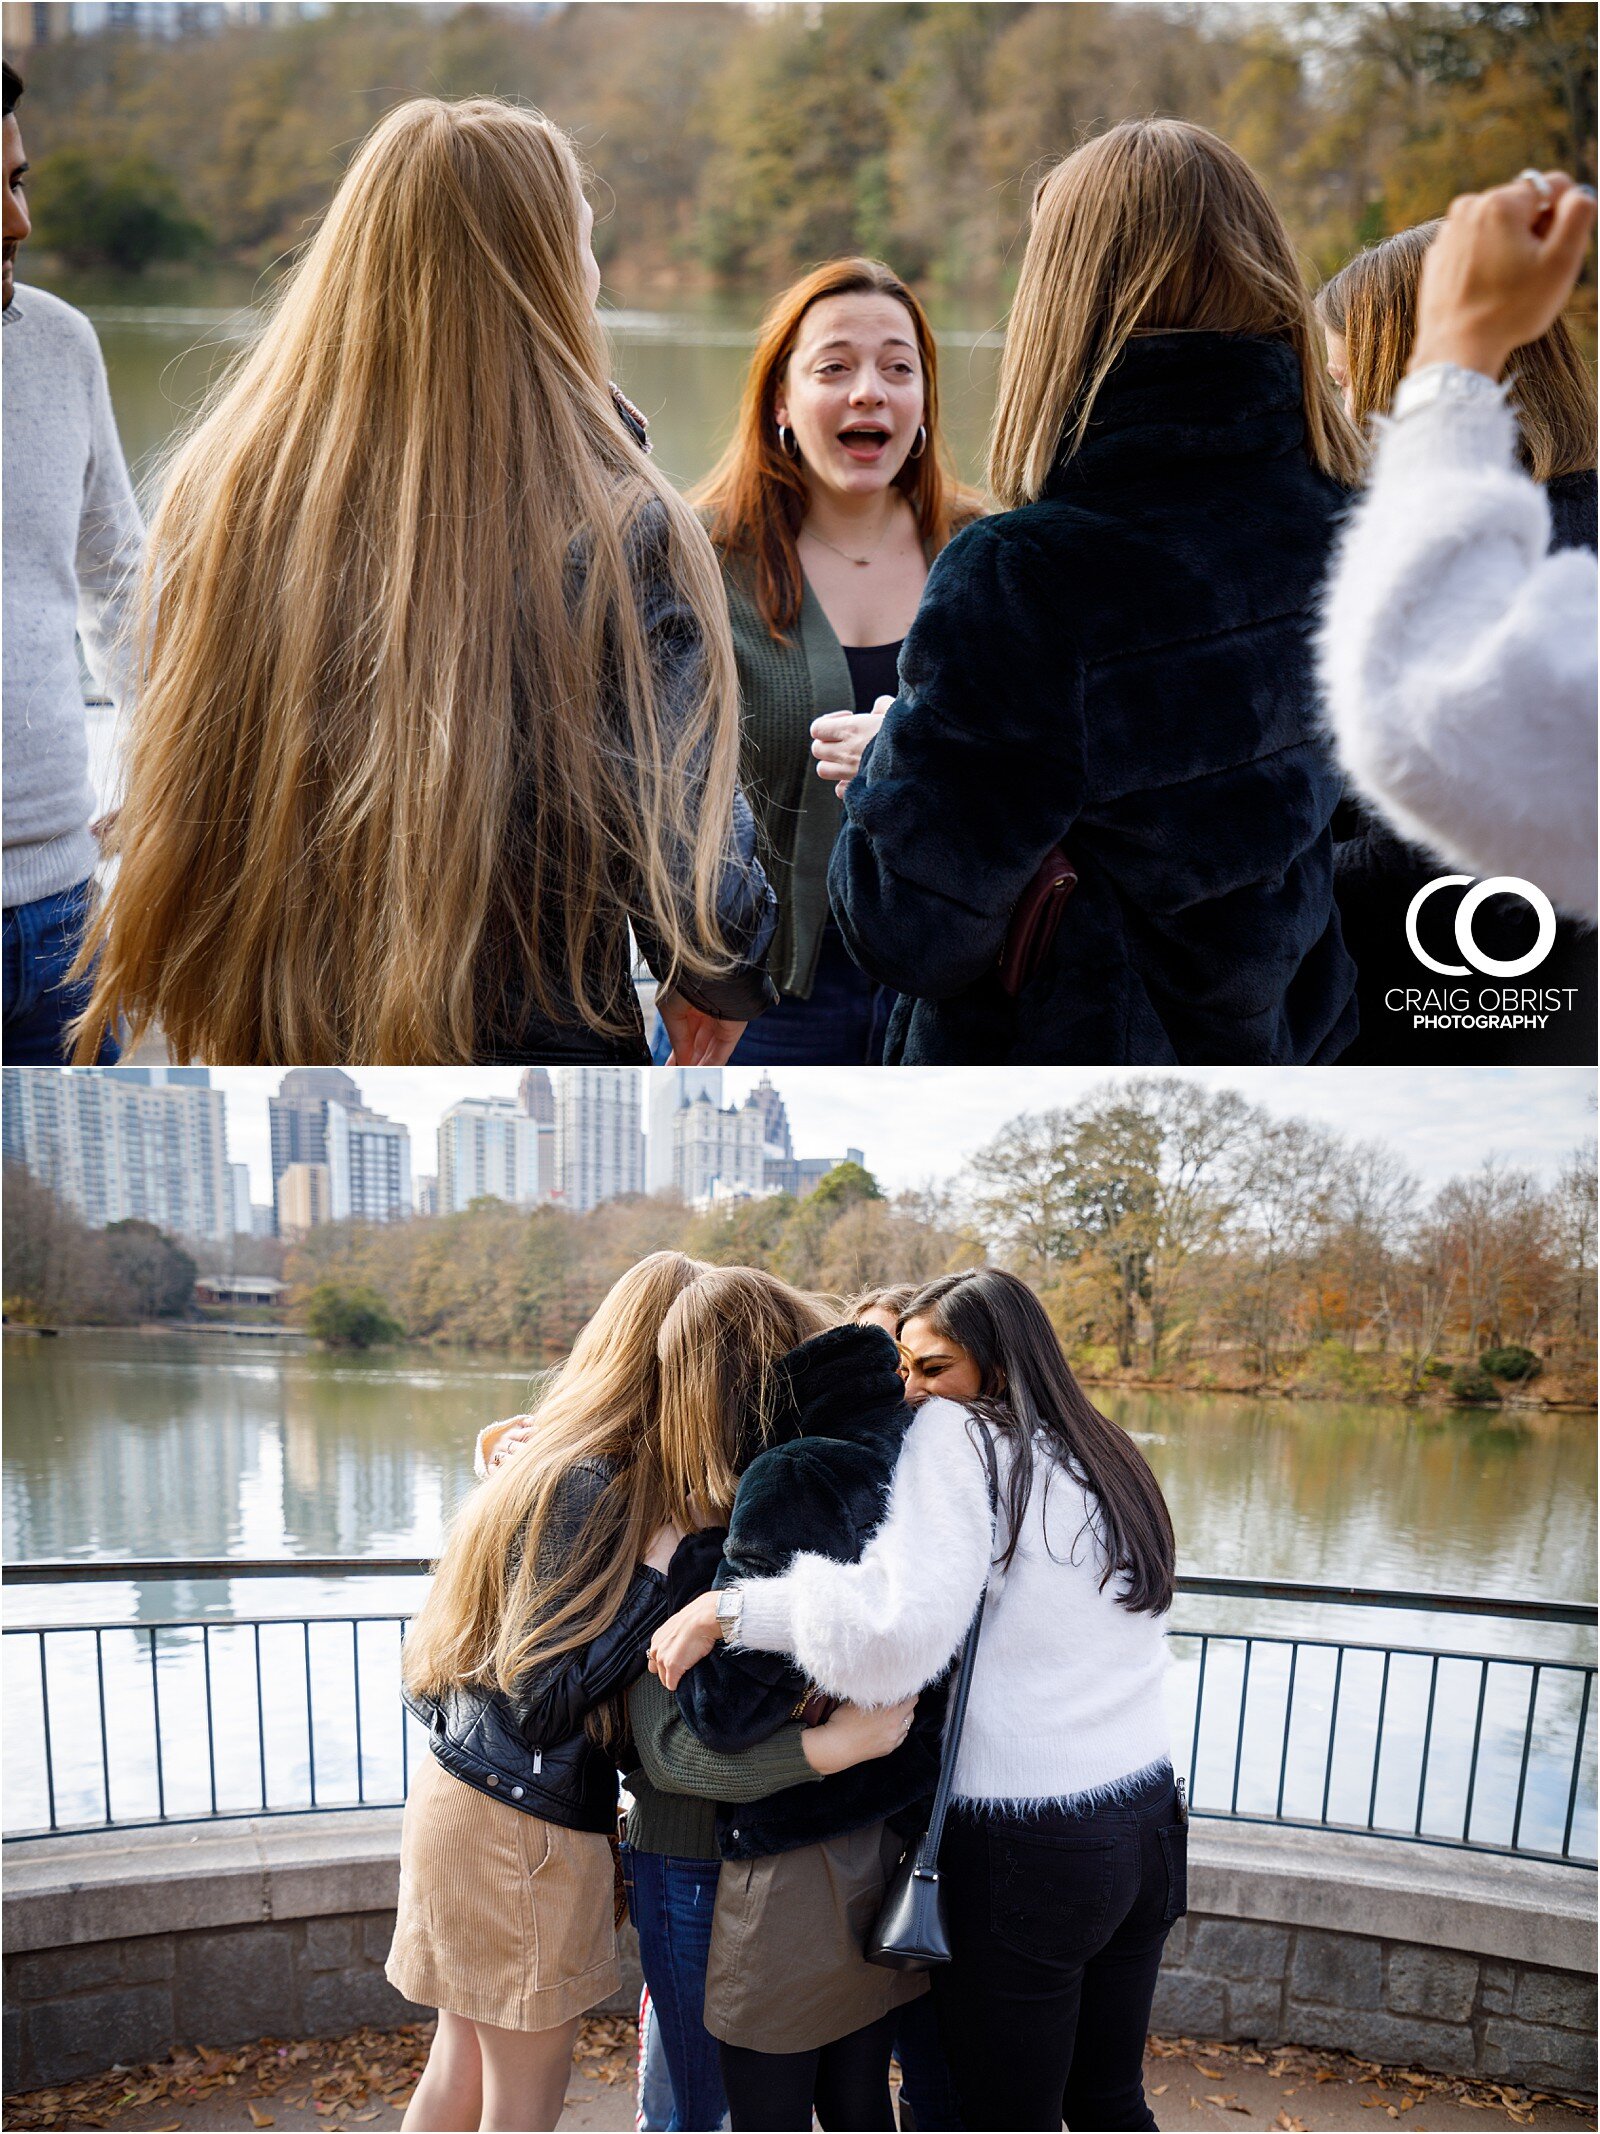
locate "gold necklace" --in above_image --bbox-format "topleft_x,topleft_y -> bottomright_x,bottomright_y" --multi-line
801,512 -> 897,569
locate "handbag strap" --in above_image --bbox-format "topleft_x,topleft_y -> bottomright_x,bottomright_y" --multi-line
914,1421 -> 1001,1875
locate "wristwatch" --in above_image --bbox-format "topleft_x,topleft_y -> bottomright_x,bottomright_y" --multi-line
1392,363 -> 1508,421
715,1584 -> 744,1643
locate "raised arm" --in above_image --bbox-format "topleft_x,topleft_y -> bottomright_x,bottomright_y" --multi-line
1318,383 -> 1596,919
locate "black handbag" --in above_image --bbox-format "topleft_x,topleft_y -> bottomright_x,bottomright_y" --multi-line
866,1423 -> 1000,1970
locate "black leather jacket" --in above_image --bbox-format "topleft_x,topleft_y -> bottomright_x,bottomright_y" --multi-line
405,1457 -> 670,1832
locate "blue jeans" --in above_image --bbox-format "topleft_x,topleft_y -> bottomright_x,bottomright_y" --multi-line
623,1845 -> 729,2133
651,924 -> 890,1068
2,879 -> 118,1064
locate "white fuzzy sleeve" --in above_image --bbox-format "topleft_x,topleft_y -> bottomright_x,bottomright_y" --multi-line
731,1397 -> 995,1707
1318,388 -> 1598,922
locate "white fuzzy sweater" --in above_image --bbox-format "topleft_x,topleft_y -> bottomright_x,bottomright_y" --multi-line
733,1397 -> 1171,1809
1318,374 -> 1597,923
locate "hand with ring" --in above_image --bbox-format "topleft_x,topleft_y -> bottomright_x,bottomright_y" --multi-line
1409,169 -> 1596,383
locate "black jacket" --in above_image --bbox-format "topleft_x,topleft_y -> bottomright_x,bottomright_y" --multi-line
668,1324 -> 949,1861
478,496 -> 780,1062
828,333 -> 1358,1066
406,1457 -> 670,1832
1331,467 -> 1597,1065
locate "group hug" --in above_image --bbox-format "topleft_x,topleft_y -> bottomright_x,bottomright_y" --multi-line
385,1258 -> 1181,2133
3,70 -> 1593,1072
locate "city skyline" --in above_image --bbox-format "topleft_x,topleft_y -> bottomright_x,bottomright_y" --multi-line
74,1065 -> 1595,1212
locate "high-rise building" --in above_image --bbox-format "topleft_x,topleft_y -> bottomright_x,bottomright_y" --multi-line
268,1070 -> 360,1231
2,1066 -> 231,1242
748,1074 -> 794,1168
267,1071 -> 408,1230
414,1174 -> 439,1219
229,1162 -> 253,1235
674,1089 -> 770,1207
437,1097 -> 544,1216
326,1097 -> 411,1225
517,1067 -> 557,1202
278,1162 -> 332,1238
552,1068 -> 643,1214
647,1068 -> 722,1194
518,1068 -> 555,1125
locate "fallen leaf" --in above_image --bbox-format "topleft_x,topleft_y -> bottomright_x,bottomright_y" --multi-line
1150,2084 -> 1170,2097
1205,2093 -> 1251,2113
1275,2115 -> 1308,2132
1196,2063 -> 1230,2079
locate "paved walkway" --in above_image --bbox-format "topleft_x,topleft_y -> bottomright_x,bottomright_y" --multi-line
5,2023 -> 1594,2132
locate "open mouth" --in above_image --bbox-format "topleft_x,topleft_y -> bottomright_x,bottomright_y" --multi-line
837,425 -> 892,458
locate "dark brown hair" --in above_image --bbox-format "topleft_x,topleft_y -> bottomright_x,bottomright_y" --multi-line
692,256 -> 982,639
1318,222 -> 1596,483
901,1267 -> 1175,1613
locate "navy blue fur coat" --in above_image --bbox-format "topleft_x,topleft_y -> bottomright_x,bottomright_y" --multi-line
666,1322 -> 948,1860
828,333 -> 1359,1065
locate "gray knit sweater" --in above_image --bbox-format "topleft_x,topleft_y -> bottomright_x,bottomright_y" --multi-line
3,284 -> 145,909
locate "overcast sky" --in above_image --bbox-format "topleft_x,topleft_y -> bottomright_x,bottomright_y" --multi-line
210,1066 -> 1593,1206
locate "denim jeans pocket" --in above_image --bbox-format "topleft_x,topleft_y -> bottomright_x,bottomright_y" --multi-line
1158,1822 -> 1189,1924
988,1830 -> 1118,1963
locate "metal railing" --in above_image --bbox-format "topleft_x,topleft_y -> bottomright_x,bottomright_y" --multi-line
4,1561 -> 1595,1865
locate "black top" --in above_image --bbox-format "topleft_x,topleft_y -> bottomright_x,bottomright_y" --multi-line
842,640 -> 903,717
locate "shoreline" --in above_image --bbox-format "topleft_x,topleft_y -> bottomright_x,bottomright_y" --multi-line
8,1323 -> 1592,1415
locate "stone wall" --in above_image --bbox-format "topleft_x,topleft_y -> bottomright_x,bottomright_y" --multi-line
6,1910 -> 425,2093
4,1810 -> 1595,2097
1153,1913 -> 1596,2096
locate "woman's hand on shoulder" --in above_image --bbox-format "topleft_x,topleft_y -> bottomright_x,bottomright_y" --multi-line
801,1695 -> 918,1775
647,1589 -> 723,1688
480,1415 -> 537,1473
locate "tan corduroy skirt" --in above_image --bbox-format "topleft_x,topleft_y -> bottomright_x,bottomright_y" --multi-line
704,1821 -> 928,2054
385,1749 -> 621,2032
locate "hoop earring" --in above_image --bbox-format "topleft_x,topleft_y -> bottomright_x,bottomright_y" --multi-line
908,424 -> 927,460
777,424 -> 800,460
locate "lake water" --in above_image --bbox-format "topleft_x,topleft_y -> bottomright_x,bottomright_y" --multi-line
24,265 -> 1005,501
5,1332 -> 1594,1856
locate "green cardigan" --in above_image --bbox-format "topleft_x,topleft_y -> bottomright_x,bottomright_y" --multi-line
723,557 -> 857,1002
622,1669 -> 819,1860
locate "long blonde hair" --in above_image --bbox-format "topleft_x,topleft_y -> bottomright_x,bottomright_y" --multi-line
402,1251 -> 709,1705
989,119 -> 1365,508
655,1267 -> 835,1525
1317,222 -> 1596,484
73,97 -> 744,1064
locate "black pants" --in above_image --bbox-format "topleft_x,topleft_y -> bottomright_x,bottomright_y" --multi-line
931,1767 -> 1187,2132
718,2006 -> 900,2131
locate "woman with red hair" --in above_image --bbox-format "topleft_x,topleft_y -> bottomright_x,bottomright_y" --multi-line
663,259 -> 981,1066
